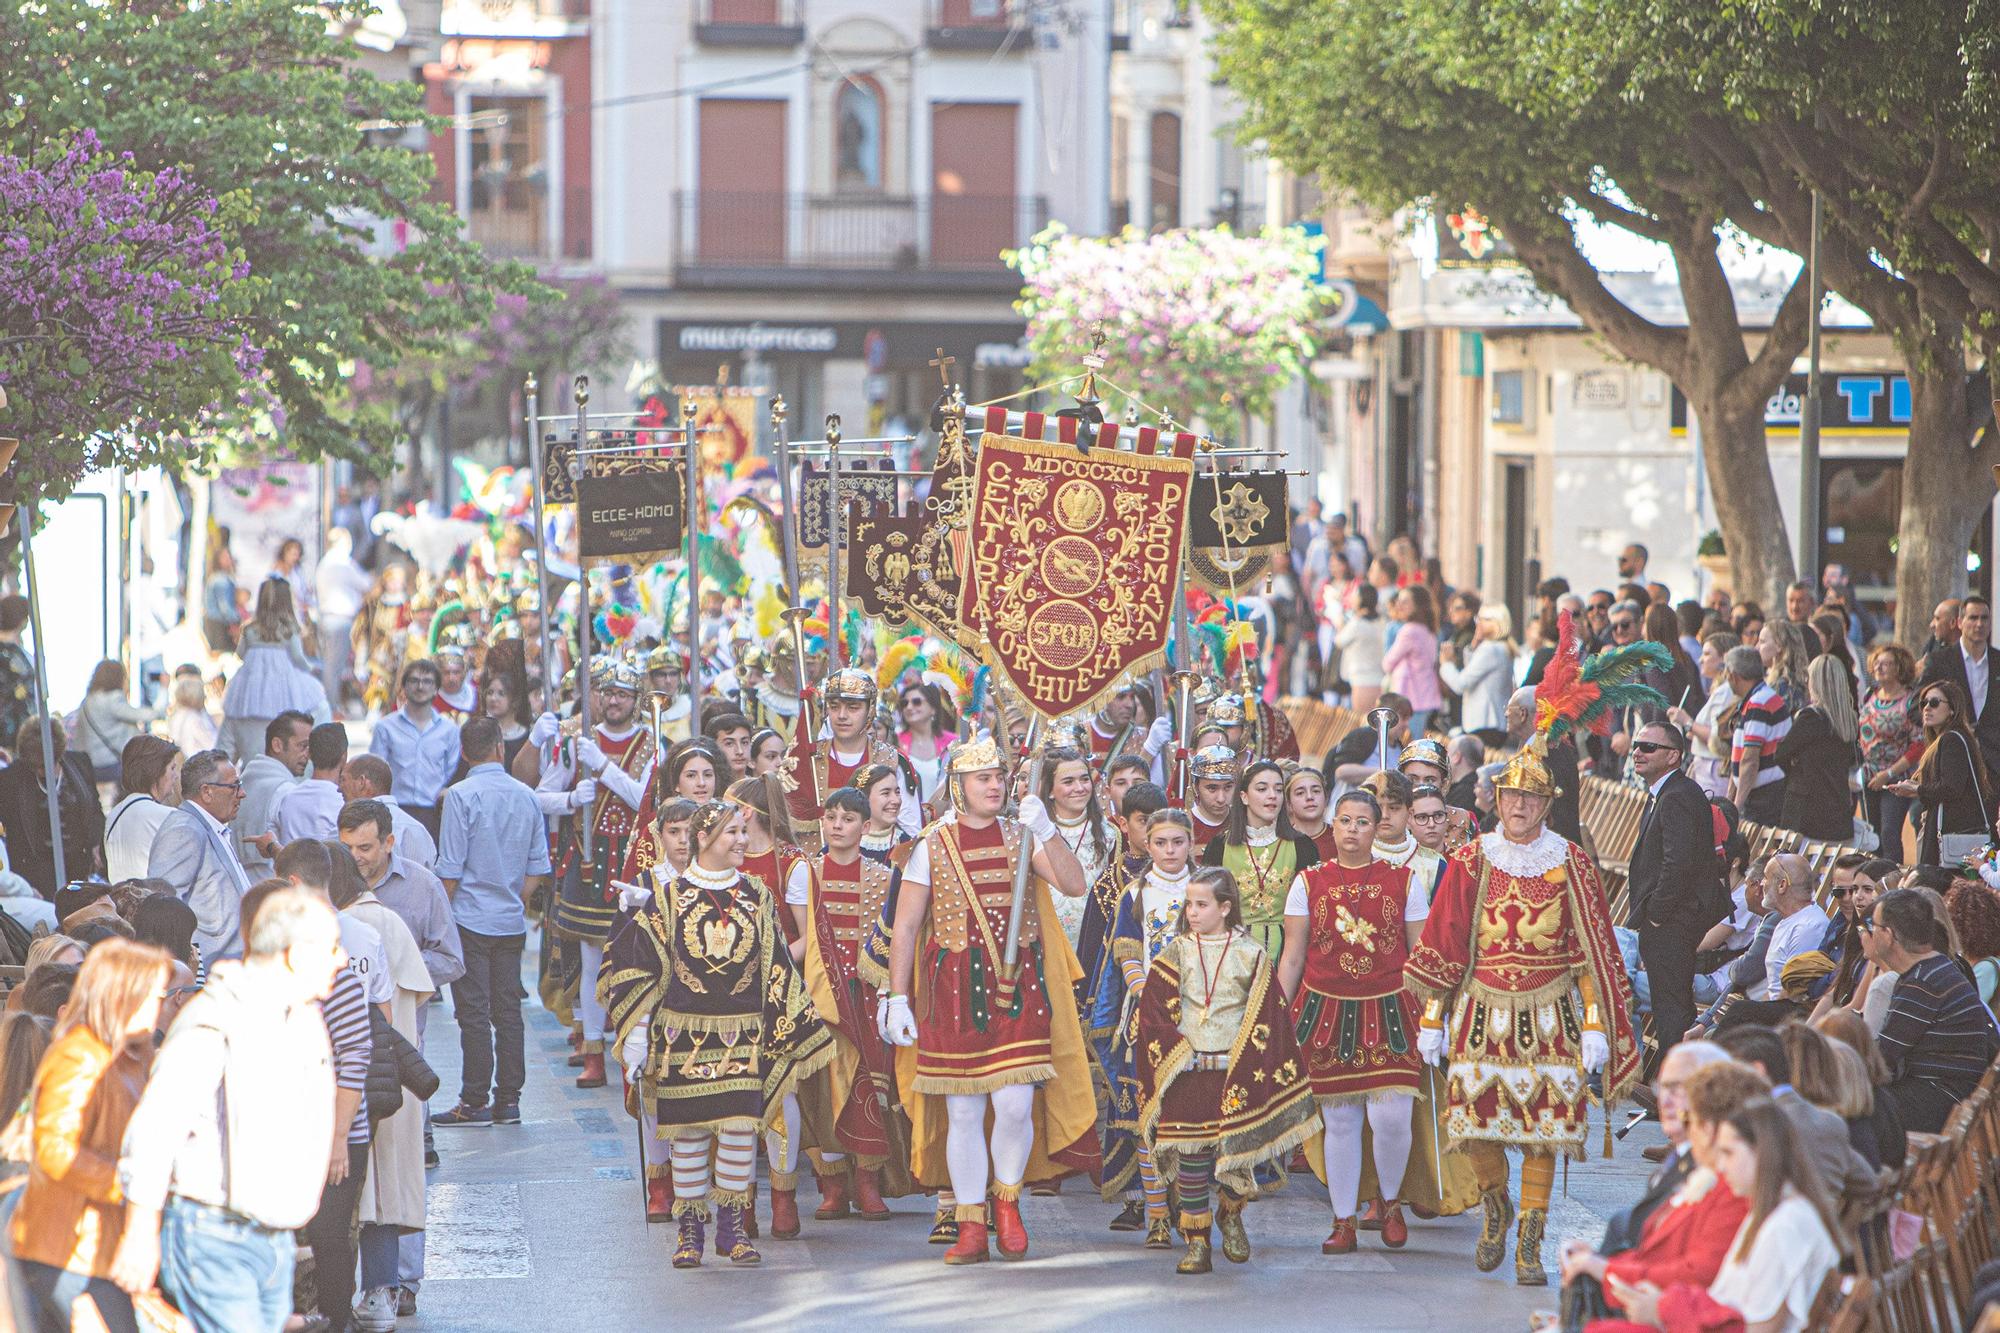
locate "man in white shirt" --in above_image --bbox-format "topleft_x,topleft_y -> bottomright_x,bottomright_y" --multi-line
316,528 -> 373,716
339,754 -> 437,870
273,723 -> 349,844
1758,853 -> 1830,1002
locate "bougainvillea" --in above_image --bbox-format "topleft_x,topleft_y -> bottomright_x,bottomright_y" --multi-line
1006,223 -> 1325,437
0,131 -> 262,497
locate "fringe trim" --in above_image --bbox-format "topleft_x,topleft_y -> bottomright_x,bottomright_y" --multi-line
708,1186 -> 753,1209
856,952 -> 890,991
1149,1104 -> 1320,1196
991,1180 -> 1022,1202
582,1038 -> 605,1055
1180,1210 -> 1214,1231
762,1039 -> 840,1128
671,1199 -> 711,1220
1462,974 -> 1580,1014
1311,1085 -> 1420,1110
1445,1133 -> 1590,1165
645,1163 -> 671,1181
659,1115 -> 763,1137
910,1063 -> 1056,1096
647,1009 -> 767,1038
954,1202 -> 988,1223
770,1169 -> 798,1191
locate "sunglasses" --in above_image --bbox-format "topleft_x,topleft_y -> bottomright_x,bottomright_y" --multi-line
1610,619 -> 1637,632
1629,740 -> 1678,755
1921,697 -> 1949,710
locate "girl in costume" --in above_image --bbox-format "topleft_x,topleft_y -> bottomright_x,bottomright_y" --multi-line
1202,759 -> 1321,956
1040,745 -> 1118,951
1285,763 -> 1337,862
220,577 -> 330,757
749,728 -> 785,777
854,763 -> 913,868
1134,866 -> 1318,1274
1092,809 -> 1197,1245
600,800 -> 834,1269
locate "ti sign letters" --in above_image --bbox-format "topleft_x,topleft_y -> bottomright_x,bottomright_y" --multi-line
1671,373 -> 1913,433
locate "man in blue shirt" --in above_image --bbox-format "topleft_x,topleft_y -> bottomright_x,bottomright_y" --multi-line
366,660 -> 460,841
433,716 -> 551,1127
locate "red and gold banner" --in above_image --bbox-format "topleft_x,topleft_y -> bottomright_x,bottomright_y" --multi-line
958,431 -> 1193,722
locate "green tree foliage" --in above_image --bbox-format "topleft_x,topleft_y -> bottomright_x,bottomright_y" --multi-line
0,0 -> 541,500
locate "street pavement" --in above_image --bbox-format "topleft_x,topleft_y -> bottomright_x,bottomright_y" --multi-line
401,938 -> 1660,1332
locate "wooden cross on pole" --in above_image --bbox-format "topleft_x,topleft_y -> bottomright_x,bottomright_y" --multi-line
930,347 -> 955,390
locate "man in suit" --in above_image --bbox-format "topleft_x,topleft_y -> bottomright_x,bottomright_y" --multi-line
1626,722 -> 1724,1073
1921,594 -> 2000,777
148,748 -> 254,962
1714,1024 -> 1879,1210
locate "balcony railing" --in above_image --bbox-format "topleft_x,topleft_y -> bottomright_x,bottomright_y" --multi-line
695,0 -> 804,46
928,0 -> 1028,51
674,191 -> 1048,290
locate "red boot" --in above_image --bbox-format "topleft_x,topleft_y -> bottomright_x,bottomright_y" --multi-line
852,1167 -> 892,1220
943,1219 -> 989,1265
646,1175 -> 674,1223
575,1052 -> 606,1088
992,1196 -> 1029,1261
769,1187 -> 801,1240
814,1170 -> 852,1221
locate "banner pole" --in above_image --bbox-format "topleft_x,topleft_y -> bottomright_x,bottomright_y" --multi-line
20,507 -> 65,892
682,399 -> 702,736
771,396 -> 800,599
825,414 -> 843,667
574,375 -> 594,864
524,377 -> 557,719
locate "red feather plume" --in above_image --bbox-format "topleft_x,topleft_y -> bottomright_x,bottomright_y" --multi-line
1533,609 -> 1609,739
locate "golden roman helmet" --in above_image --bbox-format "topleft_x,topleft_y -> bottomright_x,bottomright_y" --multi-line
947,732 -> 1005,775
589,653 -> 643,695
1399,737 -> 1448,774
1189,743 -> 1239,782
1191,677 -> 1223,710
647,642 -> 689,676
823,667 -> 878,706
1206,692 -> 1247,727
1495,739 -> 1559,799
486,619 -> 523,646
1044,717 -> 1091,753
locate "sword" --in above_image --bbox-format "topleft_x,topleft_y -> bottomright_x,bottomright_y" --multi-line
1426,1063 -> 1447,1190
1000,716 -> 1046,983
1170,670 -> 1199,805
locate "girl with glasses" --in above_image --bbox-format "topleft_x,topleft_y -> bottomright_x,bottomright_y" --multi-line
1888,680 -> 1994,867
893,681 -> 958,809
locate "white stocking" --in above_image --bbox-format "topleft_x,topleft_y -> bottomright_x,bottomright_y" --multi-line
577,938 -> 607,1042
988,1083 -> 1037,1189
765,1092 -> 801,1176
1367,1095 -> 1415,1204
944,1094 -> 991,1207
1321,1102 -> 1368,1220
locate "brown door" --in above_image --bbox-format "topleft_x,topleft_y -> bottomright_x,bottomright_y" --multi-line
931,102 -> 1017,266
698,99 -> 786,263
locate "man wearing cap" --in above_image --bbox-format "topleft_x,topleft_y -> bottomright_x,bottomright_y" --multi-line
1404,735 -> 1641,1287
881,735 -> 1099,1264
534,654 -> 658,1089
1400,737 -> 1477,851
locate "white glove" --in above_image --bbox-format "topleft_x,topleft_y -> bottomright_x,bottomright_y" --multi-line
577,737 -> 606,773
1417,1025 -> 1446,1067
1581,1030 -> 1610,1075
571,778 -> 599,809
530,711 -> 560,746
615,879 -> 650,912
1018,793 -> 1057,843
882,994 -> 918,1046
1143,714 -> 1175,757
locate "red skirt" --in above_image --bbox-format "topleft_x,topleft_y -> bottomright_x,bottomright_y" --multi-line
1291,986 -> 1421,1102
914,943 -> 1056,1093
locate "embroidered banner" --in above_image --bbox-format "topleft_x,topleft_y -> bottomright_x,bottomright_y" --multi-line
673,383 -> 762,478
798,460 -> 901,550
1189,470 -> 1288,551
958,431 -> 1192,721
849,506 -> 929,625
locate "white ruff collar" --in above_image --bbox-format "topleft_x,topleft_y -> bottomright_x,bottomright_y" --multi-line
757,683 -> 801,717
1374,831 -> 1418,866
683,862 -> 740,891
1479,828 -> 1569,877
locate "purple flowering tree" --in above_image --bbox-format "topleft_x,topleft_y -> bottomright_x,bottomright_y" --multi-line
1007,223 -> 1324,438
0,132 -> 260,500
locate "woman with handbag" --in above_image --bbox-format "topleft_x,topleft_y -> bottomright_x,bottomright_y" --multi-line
1890,680 -> 1996,867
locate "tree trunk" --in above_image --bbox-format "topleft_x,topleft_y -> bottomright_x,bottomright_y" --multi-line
1894,361 -> 1992,646
1690,390 -> 1796,608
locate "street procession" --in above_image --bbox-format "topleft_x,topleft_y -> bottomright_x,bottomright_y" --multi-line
12,1 -> 2000,1331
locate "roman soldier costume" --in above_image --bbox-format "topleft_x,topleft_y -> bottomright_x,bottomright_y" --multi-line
786,667 -> 922,843
1289,860 -> 1426,1106
799,848 -> 910,1220
1185,743 -> 1237,853
539,654 -> 659,1088
886,735 -> 1101,1263
600,816 -> 834,1268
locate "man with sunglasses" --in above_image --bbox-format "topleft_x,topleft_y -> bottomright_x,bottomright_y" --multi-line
1626,722 -> 1728,1074
147,749 -> 255,961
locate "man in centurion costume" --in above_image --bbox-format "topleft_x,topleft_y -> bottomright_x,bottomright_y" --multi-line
741,626 -> 814,743
880,734 -> 1101,1264
1403,734 -> 1641,1286
790,666 -> 922,842
1084,678 -> 1143,764
536,653 -> 658,1090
